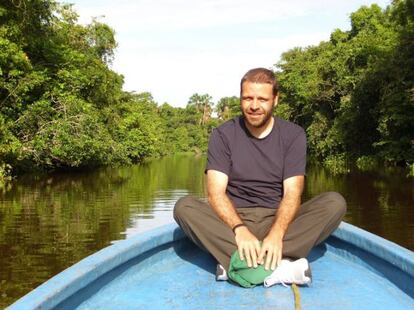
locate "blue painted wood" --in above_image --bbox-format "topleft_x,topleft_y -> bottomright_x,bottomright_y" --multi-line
8,222 -> 414,310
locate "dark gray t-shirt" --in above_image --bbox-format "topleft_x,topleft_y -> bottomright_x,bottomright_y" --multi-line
205,116 -> 306,209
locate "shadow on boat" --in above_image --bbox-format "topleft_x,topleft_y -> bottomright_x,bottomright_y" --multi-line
172,229 -> 216,275
308,244 -> 328,262
171,227 -> 330,274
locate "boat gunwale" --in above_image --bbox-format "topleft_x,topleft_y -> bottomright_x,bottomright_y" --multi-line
331,222 -> 414,278
7,222 -> 414,309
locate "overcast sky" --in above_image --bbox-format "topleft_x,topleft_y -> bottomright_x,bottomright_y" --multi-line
67,0 -> 391,107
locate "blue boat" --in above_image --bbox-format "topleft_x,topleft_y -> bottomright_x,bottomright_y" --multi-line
8,222 -> 414,309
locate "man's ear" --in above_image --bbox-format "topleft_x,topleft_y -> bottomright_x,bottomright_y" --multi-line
273,94 -> 279,108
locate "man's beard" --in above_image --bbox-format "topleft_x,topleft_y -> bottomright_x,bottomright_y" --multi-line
242,109 -> 273,128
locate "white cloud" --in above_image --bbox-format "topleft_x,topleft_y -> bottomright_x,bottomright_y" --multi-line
73,0 -> 310,30
67,0 -> 391,106
71,0 -> 390,30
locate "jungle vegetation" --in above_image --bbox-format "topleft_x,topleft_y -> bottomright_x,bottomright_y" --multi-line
0,0 -> 413,183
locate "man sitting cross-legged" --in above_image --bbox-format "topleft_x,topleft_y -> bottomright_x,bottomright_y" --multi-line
174,68 -> 346,287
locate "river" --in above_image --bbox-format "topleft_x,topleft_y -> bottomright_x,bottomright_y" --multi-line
1,154 -> 413,307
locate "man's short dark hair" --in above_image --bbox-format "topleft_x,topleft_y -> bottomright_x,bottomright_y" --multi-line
240,68 -> 279,97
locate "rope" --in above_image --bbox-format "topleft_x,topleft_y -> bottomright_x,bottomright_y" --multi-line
291,283 -> 301,310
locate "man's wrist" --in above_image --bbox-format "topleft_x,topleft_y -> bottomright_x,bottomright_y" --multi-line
267,227 -> 284,240
232,223 -> 246,234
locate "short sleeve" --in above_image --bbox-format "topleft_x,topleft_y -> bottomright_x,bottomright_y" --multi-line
205,129 -> 231,175
283,129 -> 307,180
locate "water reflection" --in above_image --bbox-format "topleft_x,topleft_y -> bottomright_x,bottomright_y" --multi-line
304,164 -> 414,250
122,189 -> 189,238
0,154 -> 207,307
0,155 -> 413,307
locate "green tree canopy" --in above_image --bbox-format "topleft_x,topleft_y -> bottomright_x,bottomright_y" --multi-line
276,1 -> 413,169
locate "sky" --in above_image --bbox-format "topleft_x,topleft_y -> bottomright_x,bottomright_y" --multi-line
67,0 -> 391,107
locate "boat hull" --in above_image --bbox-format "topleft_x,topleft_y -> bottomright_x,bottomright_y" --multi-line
8,222 -> 414,309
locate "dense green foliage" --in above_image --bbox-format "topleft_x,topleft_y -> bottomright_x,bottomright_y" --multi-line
1,0 -> 413,183
276,0 -> 414,170
0,1 -> 124,175
0,1 -> 218,183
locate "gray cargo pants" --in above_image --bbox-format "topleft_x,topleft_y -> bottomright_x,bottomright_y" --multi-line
173,191 -> 346,271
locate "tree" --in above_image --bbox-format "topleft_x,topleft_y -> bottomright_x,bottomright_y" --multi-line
275,2 -> 413,168
216,96 -> 240,121
187,93 -> 214,126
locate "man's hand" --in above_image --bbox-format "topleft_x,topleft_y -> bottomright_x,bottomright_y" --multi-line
258,234 -> 283,271
257,175 -> 304,271
234,226 -> 261,268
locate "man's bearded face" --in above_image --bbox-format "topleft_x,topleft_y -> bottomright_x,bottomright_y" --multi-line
240,82 -> 277,129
